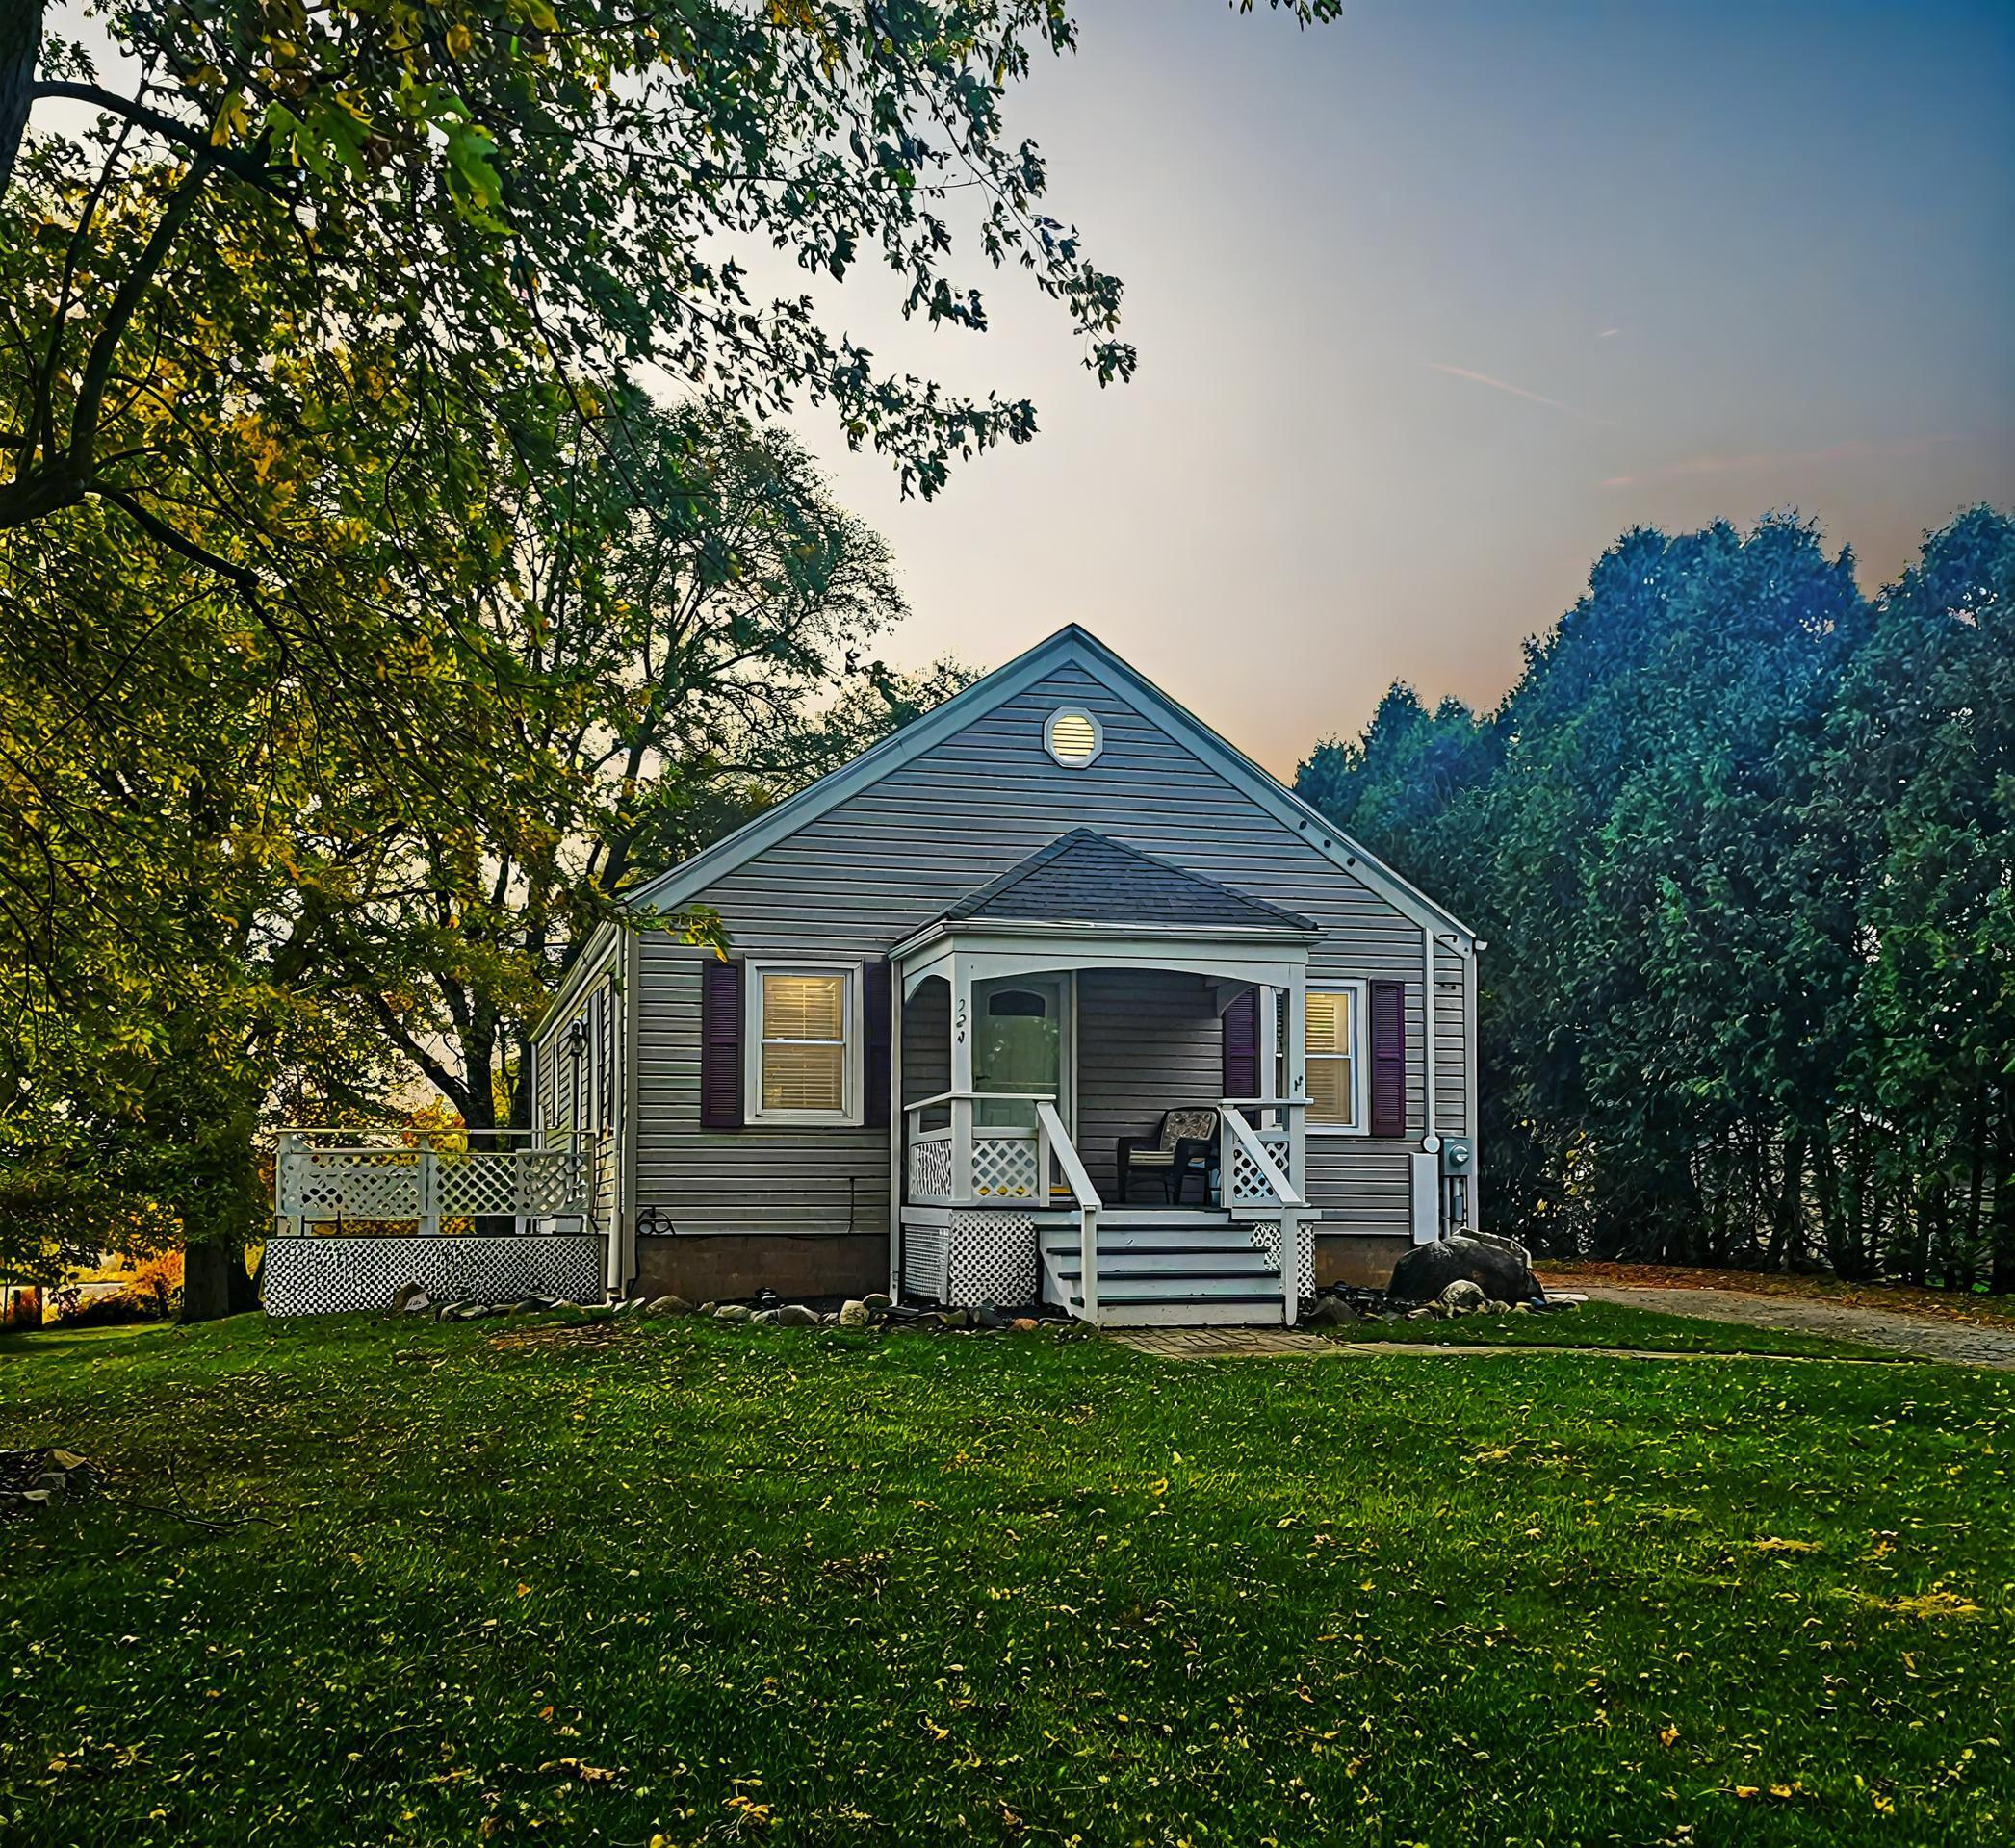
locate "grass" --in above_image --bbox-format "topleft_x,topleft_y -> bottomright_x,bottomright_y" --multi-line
1330,1298 -> 1897,1359
2,1314 -> 2011,1847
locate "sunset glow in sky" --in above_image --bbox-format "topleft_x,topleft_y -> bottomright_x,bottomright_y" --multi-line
782,0 -> 2015,774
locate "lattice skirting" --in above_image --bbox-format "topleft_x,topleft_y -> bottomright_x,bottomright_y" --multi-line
1246,1219 -> 1316,1300
902,1213 -> 1039,1308
264,1235 -> 607,1317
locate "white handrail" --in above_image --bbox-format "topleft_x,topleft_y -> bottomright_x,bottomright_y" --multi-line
1036,1100 -> 1101,1323
905,1089 -> 1055,1113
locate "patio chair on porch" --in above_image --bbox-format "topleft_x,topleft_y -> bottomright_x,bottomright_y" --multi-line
1117,1109 -> 1221,1205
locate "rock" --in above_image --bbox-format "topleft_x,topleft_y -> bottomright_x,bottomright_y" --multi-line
1387,1236 -> 1539,1307
935,1308 -> 969,1330
751,1309 -> 778,1326
645,1295 -> 693,1316
712,1303 -> 751,1323
1511,1302 -> 1532,1315
31,1473 -> 67,1497
974,1301 -> 1012,1329
48,1450 -> 87,1473
1305,1296 -> 1360,1327
864,1292 -> 892,1311
838,1298 -> 870,1330
1010,1317 -> 1040,1333
1439,1278 -> 1486,1311
1484,1300 -> 1511,1316
434,1304 -> 456,1322
1546,1291 -> 1588,1306
400,1294 -> 433,1316
1406,1306 -> 1435,1321
392,1282 -> 427,1313
777,1303 -> 819,1328
698,1301 -> 717,1318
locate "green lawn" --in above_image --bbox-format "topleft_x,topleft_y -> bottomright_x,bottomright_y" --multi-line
2,1315 -> 2009,1847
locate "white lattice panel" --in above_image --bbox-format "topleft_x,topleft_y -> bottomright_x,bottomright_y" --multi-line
909,1139 -> 953,1201
970,1133 -> 1038,1199
263,1235 -> 606,1316
1244,1219 -> 1316,1299
437,1150 -> 584,1217
946,1212 -> 1038,1307
280,1151 -> 422,1219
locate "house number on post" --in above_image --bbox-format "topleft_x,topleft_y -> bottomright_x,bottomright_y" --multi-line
954,997 -> 968,1044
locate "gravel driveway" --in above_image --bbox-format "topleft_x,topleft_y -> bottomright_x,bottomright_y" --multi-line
1558,1281 -> 2015,1370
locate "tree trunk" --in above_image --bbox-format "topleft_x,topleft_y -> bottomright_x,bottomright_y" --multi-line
1991,1087 -> 2015,1297
178,1102 -> 264,1322
459,1018 -> 518,1236
0,0 -> 41,195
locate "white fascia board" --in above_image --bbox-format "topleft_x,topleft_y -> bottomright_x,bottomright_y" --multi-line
891,917 -> 1319,961
529,919 -> 622,1049
621,623 -> 1476,945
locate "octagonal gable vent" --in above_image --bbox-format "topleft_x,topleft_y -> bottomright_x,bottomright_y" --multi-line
1044,706 -> 1103,767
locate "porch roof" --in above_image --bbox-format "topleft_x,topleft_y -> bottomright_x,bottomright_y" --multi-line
938,829 -> 1316,934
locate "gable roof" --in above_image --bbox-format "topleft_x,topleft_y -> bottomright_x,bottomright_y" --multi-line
941,829 -> 1316,932
624,625 -> 1476,942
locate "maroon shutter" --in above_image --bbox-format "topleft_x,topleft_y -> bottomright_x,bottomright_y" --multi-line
1369,980 -> 1407,1139
1223,988 -> 1258,1106
701,958 -> 744,1130
863,958 -> 892,1128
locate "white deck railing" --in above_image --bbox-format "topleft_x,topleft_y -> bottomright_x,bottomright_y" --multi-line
1037,1099 -> 1101,1322
273,1129 -> 601,1233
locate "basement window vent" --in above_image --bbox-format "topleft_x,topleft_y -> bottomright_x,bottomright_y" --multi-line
1044,706 -> 1103,767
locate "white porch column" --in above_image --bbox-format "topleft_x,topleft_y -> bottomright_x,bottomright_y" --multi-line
949,953 -> 973,1206
888,962 -> 905,1296
1284,969 -> 1308,1190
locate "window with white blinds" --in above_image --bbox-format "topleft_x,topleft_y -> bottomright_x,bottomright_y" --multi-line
749,964 -> 859,1122
1305,985 -> 1367,1131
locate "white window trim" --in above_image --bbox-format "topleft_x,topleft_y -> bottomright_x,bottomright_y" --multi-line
1044,705 -> 1104,767
745,959 -> 865,1126
1305,978 -> 1369,1138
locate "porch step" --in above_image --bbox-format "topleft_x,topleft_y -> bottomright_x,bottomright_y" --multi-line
1040,1216 -> 1289,1327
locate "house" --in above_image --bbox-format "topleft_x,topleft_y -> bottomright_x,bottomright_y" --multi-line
531,626 -> 1481,1326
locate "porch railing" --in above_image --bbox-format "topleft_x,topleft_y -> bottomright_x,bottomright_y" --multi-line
1217,1101 -> 1308,1325
273,1129 -> 602,1234
903,1091 -> 1052,1204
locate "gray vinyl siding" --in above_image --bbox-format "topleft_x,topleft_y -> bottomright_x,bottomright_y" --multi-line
1434,939 -> 1468,1138
629,661 -> 1470,1240
1075,970 -> 1222,1200
902,977 -> 950,1108
633,945 -> 889,1236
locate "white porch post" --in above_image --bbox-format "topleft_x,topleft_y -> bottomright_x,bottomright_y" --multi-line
1284,970 -> 1308,1189
888,963 -> 904,1296
419,1142 -> 440,1239
949,954 -> 973,1206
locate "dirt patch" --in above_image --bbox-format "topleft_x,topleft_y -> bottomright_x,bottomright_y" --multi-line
1545,1280 -> 2015,1371
1537,1261 -> 2015,1331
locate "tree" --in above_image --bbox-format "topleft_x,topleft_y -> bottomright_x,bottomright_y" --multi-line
5,1 -> 1340,565
319,386 -> 969,1145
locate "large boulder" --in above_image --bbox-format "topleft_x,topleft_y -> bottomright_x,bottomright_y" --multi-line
1388,1236 -> 1539,1306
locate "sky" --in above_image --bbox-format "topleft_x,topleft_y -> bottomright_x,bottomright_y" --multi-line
765,0 -> 2015,775
39,1 -> 2015,777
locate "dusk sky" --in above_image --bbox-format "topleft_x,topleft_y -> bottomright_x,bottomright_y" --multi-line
781,0 -> 2015,775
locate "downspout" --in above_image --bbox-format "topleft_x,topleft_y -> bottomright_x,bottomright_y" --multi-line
888,964 -> 904,1298
1421,923 -> 1438,1238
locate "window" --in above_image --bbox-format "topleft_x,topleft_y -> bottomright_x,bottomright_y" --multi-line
748,962 -> 860,1123
1044,706 -> 1103,767
1305,985 -> 1366,1132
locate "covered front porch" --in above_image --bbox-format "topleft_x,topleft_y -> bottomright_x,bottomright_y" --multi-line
889,834 -> 1320,1326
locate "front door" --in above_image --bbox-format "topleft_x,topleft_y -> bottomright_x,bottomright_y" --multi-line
972,976 -> 1070,1131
